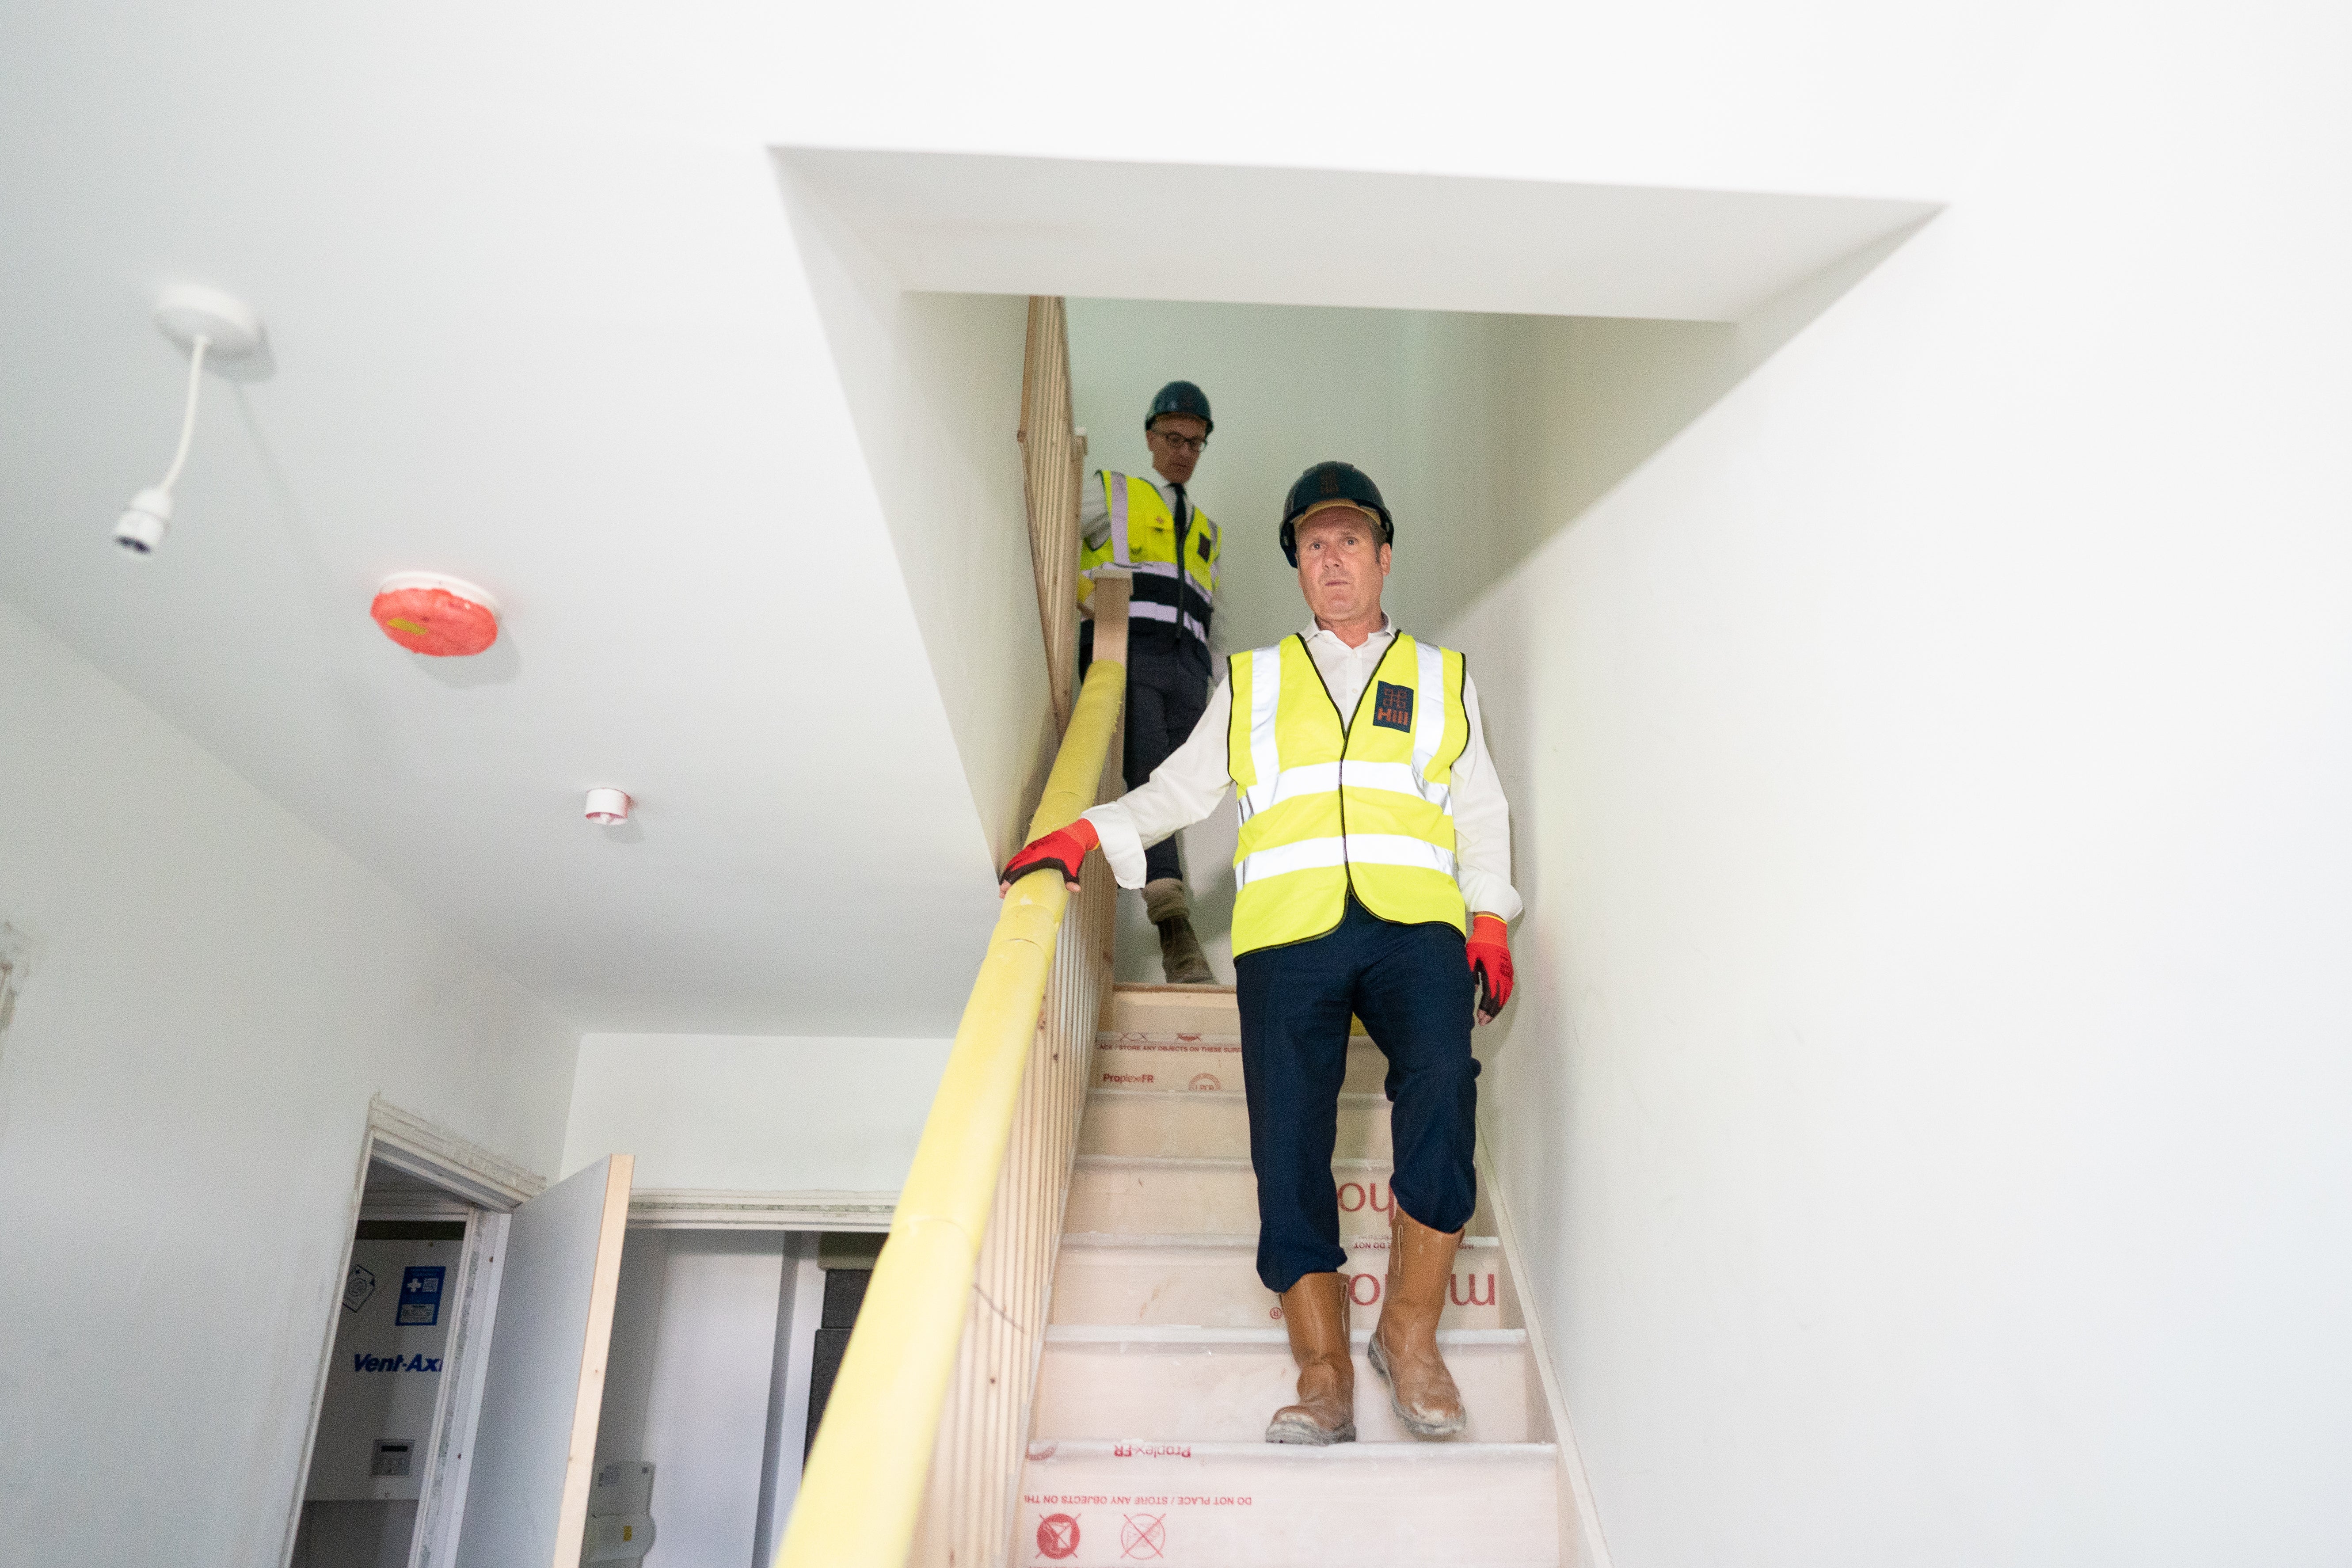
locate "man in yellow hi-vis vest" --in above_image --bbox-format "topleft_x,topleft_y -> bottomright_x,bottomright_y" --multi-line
1076,380 -> 1222,984
1005,461 -> 1519,1447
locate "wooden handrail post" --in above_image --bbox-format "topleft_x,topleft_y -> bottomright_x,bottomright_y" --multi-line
1017,297 -> 1084,733
1088,572 -> 1129,808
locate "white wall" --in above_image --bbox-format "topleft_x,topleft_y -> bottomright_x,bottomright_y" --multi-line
1450,4 -> 2352,1563
781,165 -> 1055,869
561,1034 -> 952,1191
0,600 -> 579,1568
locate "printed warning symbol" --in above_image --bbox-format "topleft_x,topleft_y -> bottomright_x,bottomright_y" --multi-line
1036,1513 -> 1081,1560
1120,1513 -> 1167,1558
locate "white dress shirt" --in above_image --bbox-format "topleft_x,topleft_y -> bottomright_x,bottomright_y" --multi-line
1083,615 -> 1521,921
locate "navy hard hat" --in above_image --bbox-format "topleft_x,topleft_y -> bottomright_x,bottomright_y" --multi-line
1145,380 -> 1213,434
1280,461 -> 1394,567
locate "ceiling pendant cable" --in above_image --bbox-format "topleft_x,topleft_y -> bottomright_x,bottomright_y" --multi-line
114,285 -> 266,556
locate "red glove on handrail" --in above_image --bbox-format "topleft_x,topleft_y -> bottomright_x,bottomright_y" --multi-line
1468,913 -> 1513,1024
1000,817 -> 1100,896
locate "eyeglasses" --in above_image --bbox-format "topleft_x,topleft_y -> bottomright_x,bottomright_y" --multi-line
1152,431 -> 1209,453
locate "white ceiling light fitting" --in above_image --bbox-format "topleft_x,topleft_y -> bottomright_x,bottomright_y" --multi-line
114,285 -> 266,556
584,789 -> 632,826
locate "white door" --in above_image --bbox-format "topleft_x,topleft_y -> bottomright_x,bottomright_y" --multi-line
453,1155 -> 634,1568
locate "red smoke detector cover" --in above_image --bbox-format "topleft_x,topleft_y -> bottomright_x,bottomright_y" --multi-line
371,574 -> 501,657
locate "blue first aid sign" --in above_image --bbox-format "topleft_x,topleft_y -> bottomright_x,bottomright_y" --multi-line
396,1265 -> 447,1328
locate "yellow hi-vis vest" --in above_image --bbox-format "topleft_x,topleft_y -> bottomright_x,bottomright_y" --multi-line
1079,471 -> 1219,653
1226,632 -> 1471,955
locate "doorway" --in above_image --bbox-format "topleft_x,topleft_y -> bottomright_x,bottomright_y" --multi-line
285,1108 -> 635,1568
290,1161 -> 491,1568
590,1225 -> 882,1567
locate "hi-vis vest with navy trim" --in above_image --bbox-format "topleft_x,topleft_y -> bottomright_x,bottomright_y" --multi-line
1079,471 -> 1219,653
1225,632 -> 1471,955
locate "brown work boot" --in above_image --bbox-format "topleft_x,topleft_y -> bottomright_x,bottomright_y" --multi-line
1265,1272 -> 1356,1445
1156,916 -> 1214,985
1366,1202 -> 1467,1437
1145,877 -> 1215,984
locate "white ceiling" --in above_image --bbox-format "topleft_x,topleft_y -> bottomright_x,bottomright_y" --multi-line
780,149 -> 1935,321
0,10 -> 1010,1036
0,4 -> 1993,1038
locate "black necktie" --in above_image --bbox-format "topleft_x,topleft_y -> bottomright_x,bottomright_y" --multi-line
1170,483 -> 1204,659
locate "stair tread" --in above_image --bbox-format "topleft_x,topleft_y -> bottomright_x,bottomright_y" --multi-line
1035,1336 -> 1537,1442
1059,1230 -> 1498,1249
1065,1157 -> 1498,1239
1017,1440 -> 1561,1568
1088,1087 -> 1389,1104
1076,1152 -> 1396,1169
1046,1325 -> 1524,1346
1092,1035 -> 1383,1093
1098,1029 -> 1245,1040
1029,1437 -> 1555,1461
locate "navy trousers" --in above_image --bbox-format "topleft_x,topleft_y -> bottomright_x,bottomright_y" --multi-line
1234,896 -> 1480,1294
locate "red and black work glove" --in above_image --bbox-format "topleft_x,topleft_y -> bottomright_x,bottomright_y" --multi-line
1467,913 -> 1514,1024
999,816 -> 1100,896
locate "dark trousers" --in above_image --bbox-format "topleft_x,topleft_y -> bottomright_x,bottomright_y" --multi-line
1081,622 -> 1210,885
1234,897 -> 1480,1294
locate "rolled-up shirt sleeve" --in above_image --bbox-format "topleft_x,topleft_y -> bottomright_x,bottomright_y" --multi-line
1451,674 -> 1522,922
1082,679 -> 1236,887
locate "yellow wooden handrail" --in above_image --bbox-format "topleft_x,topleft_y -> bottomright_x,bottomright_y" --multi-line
774,650 -> 1125,1568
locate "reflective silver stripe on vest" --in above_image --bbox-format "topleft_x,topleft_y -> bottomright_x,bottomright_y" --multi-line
1413,640 -> 1446,782
1241,644 -> 1284,821
1128,600 -> 1208,642
1238,834 -> 1457,887
1107,471 -> 1132,568
1342,833 -> 1456,874
1336,759 -> 1451,814
1260,759 -> 1340,810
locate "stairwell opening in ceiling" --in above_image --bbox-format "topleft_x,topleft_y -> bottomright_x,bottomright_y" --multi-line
1064,296 -> 1809,985
773,148 -> 1936,980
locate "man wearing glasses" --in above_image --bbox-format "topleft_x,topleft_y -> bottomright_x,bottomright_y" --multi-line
1077,380 -> 1222,985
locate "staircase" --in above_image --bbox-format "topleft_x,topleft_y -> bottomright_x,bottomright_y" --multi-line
1017,984 -> 1564,1566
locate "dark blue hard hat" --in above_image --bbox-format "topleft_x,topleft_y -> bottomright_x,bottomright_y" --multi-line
1146,380 -> 1213,434
1280,461 -> 1394,567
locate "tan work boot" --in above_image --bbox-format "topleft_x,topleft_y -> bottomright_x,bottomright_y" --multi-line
1156,917 -> 1214,984
1265,1271 -> 1356,1445
1144,878 -> 1215,985
1366,1202 -> 1467,1437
